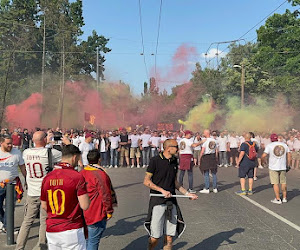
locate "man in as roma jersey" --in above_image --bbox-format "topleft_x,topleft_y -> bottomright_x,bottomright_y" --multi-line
40,145 -> 90,250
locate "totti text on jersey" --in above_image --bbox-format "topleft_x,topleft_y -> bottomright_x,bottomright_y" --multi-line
26,155 -> 41,160
49,179 -> 64,186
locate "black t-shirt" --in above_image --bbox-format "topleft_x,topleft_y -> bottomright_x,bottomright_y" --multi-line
120,134 -> 130,147
146,153 -> 178,195
240,141 -> 259,168
22,133 -> 31,146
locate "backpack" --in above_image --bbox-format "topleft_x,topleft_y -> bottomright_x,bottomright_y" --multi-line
245,142 -> 257,160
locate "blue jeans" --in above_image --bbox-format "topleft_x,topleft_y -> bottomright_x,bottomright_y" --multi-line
142,147 -> 150,166
204,170 -> 217,189
100,152 -> 108,166
219,151 -> 228,165
110,149 -> 118,166
151,148 -> 159,158
87,220 -> 107,250
179,169 -> 193,190
0,185 -> 16,228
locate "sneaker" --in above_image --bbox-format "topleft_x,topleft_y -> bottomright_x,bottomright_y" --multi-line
130,165 -> 135,168
258,165 -> 264,169
137,165 -> 141,168
142,165 -> 146,168
188,189 -> 196,194
224,164 -> 228,168
271,198 -> 282,204
199,189 -> 210,194
0,221 -> 3,230
218,164 -> 223,168
109,165 -> 113,169
235,190 -> 247,196
282,198 -> 287,203
213,188 -> 218,193
114,165 -> 118,168
247,190 -> 253,195
253,177 -> 258,181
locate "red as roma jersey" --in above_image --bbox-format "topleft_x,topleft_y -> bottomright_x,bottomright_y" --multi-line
40,168 -> 87,232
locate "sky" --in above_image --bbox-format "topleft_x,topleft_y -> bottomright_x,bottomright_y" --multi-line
80,0 -> 294,94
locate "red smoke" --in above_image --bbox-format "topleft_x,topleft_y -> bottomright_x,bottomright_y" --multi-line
5,93 -> 43,130
152,44 -> 198,88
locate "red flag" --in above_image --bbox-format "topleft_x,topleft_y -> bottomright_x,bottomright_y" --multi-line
84,112 -> 90,122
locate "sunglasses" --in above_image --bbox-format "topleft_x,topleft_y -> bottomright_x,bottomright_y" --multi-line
169,145 -> 178,149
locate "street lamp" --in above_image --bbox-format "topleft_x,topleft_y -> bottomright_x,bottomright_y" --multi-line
233,64 -> 245,109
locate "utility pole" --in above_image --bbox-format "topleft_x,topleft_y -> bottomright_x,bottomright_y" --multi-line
96,47 -> 99,91
241,64 -> 245,109
58,39 -> 65,128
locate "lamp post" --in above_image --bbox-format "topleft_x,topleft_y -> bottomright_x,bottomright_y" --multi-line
233,64 -> 245,109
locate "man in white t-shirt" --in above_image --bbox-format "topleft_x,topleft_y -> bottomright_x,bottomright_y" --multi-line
228,132 -> 240,167
79,133 -> 95,168
72,132 -> 81,148
159,130 -> 169,152
16,131 -> 62,250
193,133 -> 202,167
129,130 -> 141,168
0,135 -> 26,233
217,132 -> 229,167
108,131 -> 120,168
262,133 -> 291,205
140,128 -> 151,168
149,131 -> 161,158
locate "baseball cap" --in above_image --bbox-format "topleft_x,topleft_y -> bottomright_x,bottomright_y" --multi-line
85,132 -> 94,139
270,133 -> 278,142
184,130 -> 192,135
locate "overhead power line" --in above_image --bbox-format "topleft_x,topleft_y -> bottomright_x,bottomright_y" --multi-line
138,0 -> 149,80
154,0 -> 163,76
206,0 -> 289,67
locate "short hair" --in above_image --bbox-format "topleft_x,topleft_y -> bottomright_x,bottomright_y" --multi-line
87,149 -> 100,164
163,139 -> 177,150
62,144 -> 81,158
0,135 -> 12,143
249,132 -> 255,138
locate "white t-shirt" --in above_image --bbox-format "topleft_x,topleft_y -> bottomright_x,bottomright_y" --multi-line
129,134 -> 140,148
140,134 -> 151,148
228,136 -> 239,148
79,136 -> 85,144
202,138 -> 217,155
109,136 -> 120,149
23,147 -> 62,196
179,138 -> 193,155
262,138 -> 271,148
160,135 -> 168,150
293,139 -> 300,151
264,142 -> 290,171
193,137 -> 202,150
251,138 -> 260,149
287,140 -> 294,151
79,142 -> 95,165
217,137 -> 228,151
100,138 -> 106,152
0,148 -> 24,183
239,136 -> 245,144
72,136 -> 81,148
149,136 -> 161,148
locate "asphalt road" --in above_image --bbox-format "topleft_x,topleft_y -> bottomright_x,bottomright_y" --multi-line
1,166 -> 300,250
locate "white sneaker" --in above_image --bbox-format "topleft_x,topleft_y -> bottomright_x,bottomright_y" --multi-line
224,164 -> 228,168
114,165 -> 118,168
282,198 -> 288,203
0,221 -> 3,230
130,165 -> 135,168
109,165 -> 113,169
188,189 -> 196,194
199,189 -> 210,194
213,188 -> 218,193
258,165 -> 264,169
218,164 -> 223,168
142,165 -> 146,168
271,198 -> 282,204
137,165 -> 141,168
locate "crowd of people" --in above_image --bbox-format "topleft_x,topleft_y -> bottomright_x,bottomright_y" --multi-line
0,125 -> 296,249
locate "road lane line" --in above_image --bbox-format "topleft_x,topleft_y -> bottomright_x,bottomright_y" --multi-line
240,195 -> 300,232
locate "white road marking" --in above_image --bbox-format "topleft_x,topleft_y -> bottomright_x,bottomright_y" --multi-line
240,195 -> 300,232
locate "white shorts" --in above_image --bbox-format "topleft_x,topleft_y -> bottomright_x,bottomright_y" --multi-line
150,204 -> 177,239
46,227 -> 86,250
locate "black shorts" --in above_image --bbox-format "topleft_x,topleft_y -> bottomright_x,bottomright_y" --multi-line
239,165 -> 254,178
230,148 -> 238,158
